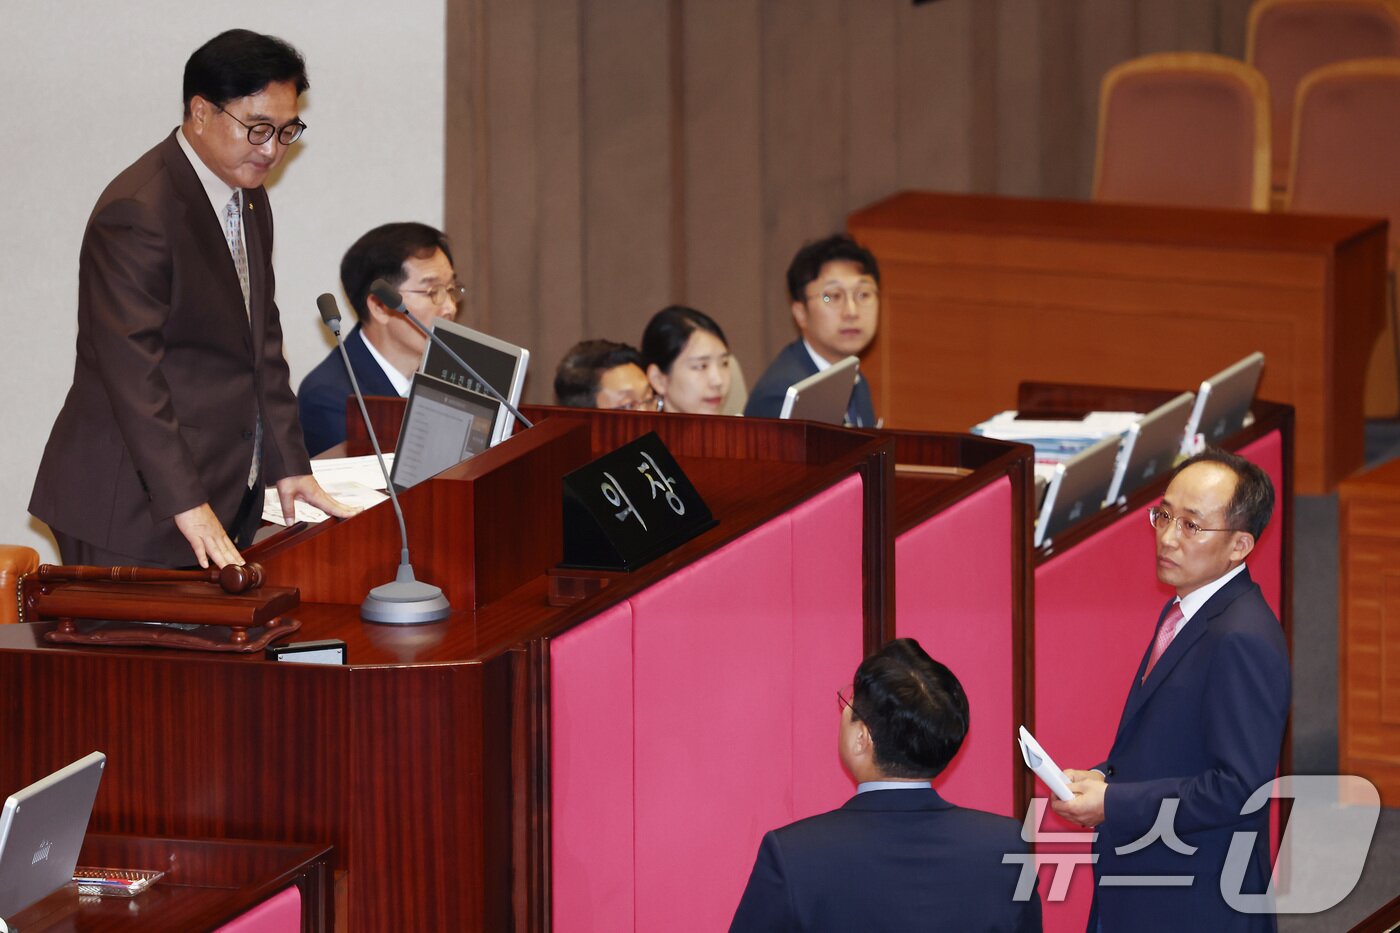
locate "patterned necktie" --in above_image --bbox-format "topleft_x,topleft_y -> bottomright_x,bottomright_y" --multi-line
223,193 -> 250,312
224,192 -> 261,487
1142,601 -> 1185,683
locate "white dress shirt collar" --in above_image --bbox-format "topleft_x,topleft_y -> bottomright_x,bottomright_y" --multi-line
1173,561 -> 1249,632
175,127 -> 240,219
359,330 -> 413,397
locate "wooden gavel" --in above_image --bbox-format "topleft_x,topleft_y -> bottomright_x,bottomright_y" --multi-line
36,562 -> 265,594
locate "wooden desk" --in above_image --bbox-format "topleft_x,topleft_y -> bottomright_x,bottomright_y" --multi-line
848,190 -> 1386,494
1339,455 -> 1400,807
9,834 -> 331,932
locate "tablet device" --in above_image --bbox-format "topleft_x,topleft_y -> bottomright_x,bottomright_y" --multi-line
1106,392 -> 1196,504
420,319 -> 529,445
390,373 -> 501,492
1034,432 -> 1124,548
1181,352 -> 1265,453
778,355 -> 861,425
0,751 -> 106,917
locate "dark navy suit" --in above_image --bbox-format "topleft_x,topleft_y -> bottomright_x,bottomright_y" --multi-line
1091,566 -> 1289,932
297,324 -> 399,456
730,787 -> 1041,932
743,339 -> 876,427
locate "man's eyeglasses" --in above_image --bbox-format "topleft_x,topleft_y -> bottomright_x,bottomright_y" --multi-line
1147,506 -> 1234,539
612,387 -> 659,412
216,105 -> 307,146
809,285 -> 879,309
399,282 -> 467,307
836,685 -> 857,718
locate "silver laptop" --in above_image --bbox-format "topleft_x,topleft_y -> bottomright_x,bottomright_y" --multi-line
1106,392 -> 1196,504
779,356 -> 861,425
0,751 -> 105,917
1181,352 -> 1265,453
420,319 -> 530,446
1034,433 -> 1124,548
390,373 -> 501,492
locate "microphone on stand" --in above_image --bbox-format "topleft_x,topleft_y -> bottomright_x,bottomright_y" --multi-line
316,293 -> 450,625
368,278 -> 534,431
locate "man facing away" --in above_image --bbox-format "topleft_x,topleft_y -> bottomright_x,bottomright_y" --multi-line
744,234 -> 880,427
30,29 -> 352,570
730,637 -> 1041,932
1052,448 -> 1290,932
297,222 -> 463,456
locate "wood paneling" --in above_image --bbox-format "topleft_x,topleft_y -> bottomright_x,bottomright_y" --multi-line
443,0 -> 1263,405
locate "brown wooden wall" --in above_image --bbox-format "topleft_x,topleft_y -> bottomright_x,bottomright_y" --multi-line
444,0 -> 1256,403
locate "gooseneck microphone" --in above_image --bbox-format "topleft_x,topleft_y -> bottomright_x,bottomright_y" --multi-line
368,278 -> 535,431
316,293 -> 450,624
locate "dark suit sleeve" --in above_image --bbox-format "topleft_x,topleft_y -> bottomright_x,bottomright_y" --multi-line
297,369 -> 348,458
729,832 -> 796,932
1101,629 -> 1289,845
81,196 -> 207,520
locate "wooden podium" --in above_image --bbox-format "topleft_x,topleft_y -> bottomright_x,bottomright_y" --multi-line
848,190 -> 1385,494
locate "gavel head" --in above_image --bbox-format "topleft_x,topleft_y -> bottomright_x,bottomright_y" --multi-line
217,562 -> 265,594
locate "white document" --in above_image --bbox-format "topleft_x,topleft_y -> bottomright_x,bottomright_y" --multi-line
1017,725 -> 1074,801
308,453 -> 395,491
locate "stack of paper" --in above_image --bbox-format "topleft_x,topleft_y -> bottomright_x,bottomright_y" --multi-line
972,410 -> 1142,462
261,454 -> 394,526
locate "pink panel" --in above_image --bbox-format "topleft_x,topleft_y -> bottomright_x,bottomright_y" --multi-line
550,602 -> 636,933
214,885 -> 301,933
895,477 -> 1016,816
788,475 -> 867,817
1237,431 -> 1284,619
630,515 -> 798,933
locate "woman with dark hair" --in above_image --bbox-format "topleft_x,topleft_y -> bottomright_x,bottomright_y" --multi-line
640,305 -> 733,415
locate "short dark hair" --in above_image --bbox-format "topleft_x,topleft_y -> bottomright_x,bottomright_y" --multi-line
183,30 -> 309,117
340,223 -> 455,322
785,234 -> 881,304
640,305 -> 729,375
1178,447 -> 1275,540
554,340 -> 645,407
850,638 -> 968,779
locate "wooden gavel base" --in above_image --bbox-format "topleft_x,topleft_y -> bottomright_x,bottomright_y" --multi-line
44,615 -> 300,652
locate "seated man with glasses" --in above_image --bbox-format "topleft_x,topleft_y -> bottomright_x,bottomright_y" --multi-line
30,28 -> 353,571
744,234 -> 881,427
553,340 -> 657,411
730,637 -> 1040,932
1052,448 -> 1290,932
298,222 -> 465,456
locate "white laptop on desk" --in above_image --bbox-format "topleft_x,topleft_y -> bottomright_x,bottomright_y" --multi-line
1106,392 -> 1196,505
1181,352 -> 1265,453
779,355 -> 861,425
1034,432 -> 1124,549
0,751 -> 105,917
420,319 -> 530,446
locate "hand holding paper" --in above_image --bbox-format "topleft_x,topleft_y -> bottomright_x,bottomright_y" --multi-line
1017,725 -> 1074,801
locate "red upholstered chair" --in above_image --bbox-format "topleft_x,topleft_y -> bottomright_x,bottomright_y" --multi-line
1247,0 -> 1400,196
0,546 -> 39,624
1287,58 -> 1400,415
1093,52 -> 1272,212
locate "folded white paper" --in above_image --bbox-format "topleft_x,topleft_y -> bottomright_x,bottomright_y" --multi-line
1017,725 -> 1074,801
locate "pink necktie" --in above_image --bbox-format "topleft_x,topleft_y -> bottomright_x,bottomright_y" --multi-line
1142,601 -> 1185,682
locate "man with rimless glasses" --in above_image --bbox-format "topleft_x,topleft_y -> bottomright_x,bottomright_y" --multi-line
1052,448 -> 1290,932
30,29 -> 353,571
297,222 -> 465,455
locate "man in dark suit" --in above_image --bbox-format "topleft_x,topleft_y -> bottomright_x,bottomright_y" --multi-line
744,234 -> 880,427
1053,448 -> 1290,932
730,638 -> 1041,932
29,29 -> 353,570
298,223 -> 463,455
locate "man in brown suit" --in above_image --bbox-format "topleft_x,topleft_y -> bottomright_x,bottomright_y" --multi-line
30,29 -> 353,569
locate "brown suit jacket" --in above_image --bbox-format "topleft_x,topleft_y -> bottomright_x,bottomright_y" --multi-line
30,130 -> 311,566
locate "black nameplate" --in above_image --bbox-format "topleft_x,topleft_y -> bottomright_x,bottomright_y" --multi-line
561,432 -> 716,571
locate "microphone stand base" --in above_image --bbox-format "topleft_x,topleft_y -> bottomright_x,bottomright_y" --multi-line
361,577 -> 451,625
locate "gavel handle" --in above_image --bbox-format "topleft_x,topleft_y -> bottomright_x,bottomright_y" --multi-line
36,562 -> 265,594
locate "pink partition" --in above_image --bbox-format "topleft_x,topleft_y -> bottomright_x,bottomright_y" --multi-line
1032,430 -> 1287,933
895,476 -> 1016,816
551,476 -> 865,933
214,885 -> 300,933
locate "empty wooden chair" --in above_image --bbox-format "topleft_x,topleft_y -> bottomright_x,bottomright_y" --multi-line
1094,52 -> 1271,212
1247,0 -> 1400,194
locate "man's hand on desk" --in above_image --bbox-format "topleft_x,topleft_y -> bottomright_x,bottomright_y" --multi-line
174,503 -> 243,569
1051,769 -> 1107,828
275,474 -> 362,525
